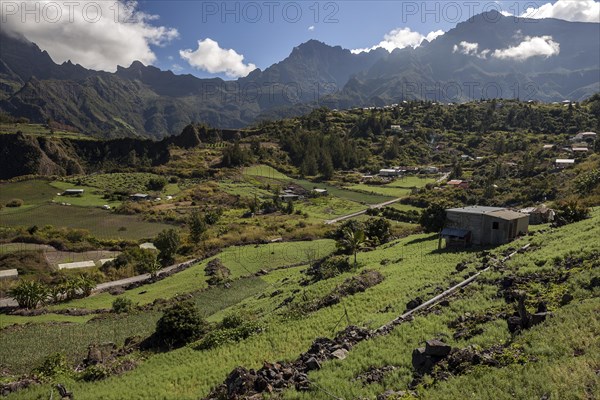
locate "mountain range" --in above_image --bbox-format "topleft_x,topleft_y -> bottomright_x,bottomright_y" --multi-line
1,10 -> 598,139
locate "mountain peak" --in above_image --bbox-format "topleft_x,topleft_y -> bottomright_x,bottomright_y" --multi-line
128,60 -> 146,69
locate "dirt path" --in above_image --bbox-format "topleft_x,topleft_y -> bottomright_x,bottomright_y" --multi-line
324,198 -> 403,225
436,172 -> 450,183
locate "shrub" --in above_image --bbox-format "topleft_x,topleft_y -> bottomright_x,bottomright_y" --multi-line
204,209 -> 222,225
147,176 -> 167,191
154,301 -> 208,348
364,217 -> 392,246
5,198 -> 23,207
305,255 -> 352,281
81,364 -> 109,381
112,297 -> 134,313
553,200 -> 590,226
419,203 -> 447,233
155,228 -> 181,264
204,258 -> 231,286
9,280 -> 49,309
196,320 -> 263,350
34,353 -> 71,379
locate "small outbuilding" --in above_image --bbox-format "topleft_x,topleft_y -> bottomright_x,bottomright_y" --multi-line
57,260 -> 96,270
0,269 -> 19,279
571,132 -> 597,142
443,206 -> 529,247
519,205 -> 555,225
555,159 -> 575,169
130,193 -> 150,201
379,168 -> 401,177
447,180 -> 469,189
63,189 -> 84,195
423,166 -> 439,174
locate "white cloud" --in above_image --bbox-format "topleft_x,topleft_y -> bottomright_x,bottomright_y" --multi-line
452,41 -> 490,59
179,38 -> 256,78
453,41 -> 479,55
351,27 -> 445,54
308,25 -> 315,31
520,0 -> 600,22
424,30 -> 445,42
0,1 -> 178,72
492,35 -> 560,60
171,64 -> 183,73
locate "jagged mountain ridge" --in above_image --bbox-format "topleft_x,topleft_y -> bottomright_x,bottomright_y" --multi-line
0,11 -> 598,138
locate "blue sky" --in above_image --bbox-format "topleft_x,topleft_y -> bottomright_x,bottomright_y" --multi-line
2,1 -> 599,78
143,0 -> 510,76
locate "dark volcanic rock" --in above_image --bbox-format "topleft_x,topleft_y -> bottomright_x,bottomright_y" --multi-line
425,339 -> 452,357
406,297 -> 423,311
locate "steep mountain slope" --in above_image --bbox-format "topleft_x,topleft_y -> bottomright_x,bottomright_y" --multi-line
0,36 -> 385,138
328,11 -> 600,105
0,12 -> 598,138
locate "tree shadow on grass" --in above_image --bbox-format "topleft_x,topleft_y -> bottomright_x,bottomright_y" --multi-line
404,234 -> 439,245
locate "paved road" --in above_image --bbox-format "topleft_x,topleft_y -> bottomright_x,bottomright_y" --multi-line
324,198 -> 403,225
0,259 -> 198,309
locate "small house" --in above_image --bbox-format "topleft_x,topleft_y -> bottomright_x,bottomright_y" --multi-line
312,188 -> 328,196
572,147 -> 588,153
443,206 -> 529,246
280,193 -> 299,201
447,180 -> 469,189
390,125 -> 402,131
571,132 -> 597,142
542,144 -> 555,150
379,168 -> 401,177
130,193 -> 150,201
63,189 -> 84,196
519,205 -> 555,225
423,166 -> 439,174
555,159 -> 575,169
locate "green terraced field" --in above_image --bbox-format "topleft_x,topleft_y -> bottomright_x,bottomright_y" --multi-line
0,204 -> 174,240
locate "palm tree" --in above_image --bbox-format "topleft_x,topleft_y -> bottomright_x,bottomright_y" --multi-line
337,227 -> 365,268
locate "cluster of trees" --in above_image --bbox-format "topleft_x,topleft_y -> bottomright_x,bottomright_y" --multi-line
9,275 -> 96,309
280,131 -> 364,178
188,209 -> 222,243
367,206 -> 421,224
151,300 -> 262,351
221,141 -> 252,167
331,218 -> 392,267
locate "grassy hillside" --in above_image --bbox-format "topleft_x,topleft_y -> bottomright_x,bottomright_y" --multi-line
2,210 -> 598,399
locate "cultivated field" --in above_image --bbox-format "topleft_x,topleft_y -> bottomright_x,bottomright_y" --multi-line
1,204 -> 173,240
